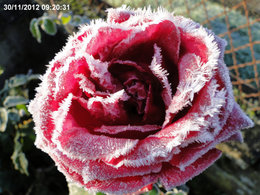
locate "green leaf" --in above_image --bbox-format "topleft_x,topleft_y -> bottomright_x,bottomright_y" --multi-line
70,15 -> 83,26
16,104 -> 29,115
11,133 -> 29,176
3,96 -> 29,108
68,183 -> 93,195
61,13 -> 72,25
73,15 -> 81,23
0,80 -> 9,95
30,18 -> 41,43
8,73 -> 40,88
8,109 -> 20,123
148,188 -> 158,195
96,192 -> 106,195
8,75 -> 28,88
12,152 -> 29,176
27,74 -> 40,81
0,108 -> 8,132
142,186 -> 158,195
40,18 -> 57,36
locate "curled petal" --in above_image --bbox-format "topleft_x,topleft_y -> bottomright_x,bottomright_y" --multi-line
107,6 -> 133,23
53,149 -> 162,183
56,126 -> 139,161
170,102 -> 253,170
53,153 -> 158,194
113,20 -> 180,66
149,44 -> 172,107
160,148 -> 222,190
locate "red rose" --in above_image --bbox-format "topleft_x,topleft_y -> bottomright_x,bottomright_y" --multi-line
29,6 -> 253,194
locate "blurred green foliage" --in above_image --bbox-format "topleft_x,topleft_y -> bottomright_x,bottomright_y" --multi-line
0,71 -> 37,193
0,71 -> 68,194
57,0 -> 108,18
30,12 -> 90,42
233,87 -> 260,125
30,0 -> 111,42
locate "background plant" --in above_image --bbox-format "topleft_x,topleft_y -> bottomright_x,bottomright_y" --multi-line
0,71 -> 68,194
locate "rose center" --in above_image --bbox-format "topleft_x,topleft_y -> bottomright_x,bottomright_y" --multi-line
124,78 -> 147,114
108,59 -> 166,125
124,79 -> 147,100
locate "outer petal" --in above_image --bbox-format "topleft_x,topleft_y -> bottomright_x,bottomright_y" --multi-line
160,148 -> 222,190
107,6 -> 133,23
52,153 -> 158,195
52,149 -> 162,183
163,53 -> 213,127
51,95 -> 139,161
85,27 -> 133,61
170,102 -> 253,170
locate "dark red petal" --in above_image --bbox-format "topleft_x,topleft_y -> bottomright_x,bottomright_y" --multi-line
53,153 -> 158,194
113,20 -> 180,66
93,124 -> 161,139
143,84 -> 165,124
108,59 -> 166,126
84,175 -> 158,194
160,148 -> 222,190
52,149 -> 162,183
75,93 -> 130,127
179,29 -> 208,63
56,125 -> 138,161
54,98 -> 139,161
86,27 -> 132,61
170,103 -> 252,170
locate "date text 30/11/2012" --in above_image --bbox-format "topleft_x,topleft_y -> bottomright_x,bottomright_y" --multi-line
2,4 -> 70,11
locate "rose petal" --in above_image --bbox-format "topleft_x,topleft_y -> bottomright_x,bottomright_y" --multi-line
29,38 -> 83,147
113,20 -> 180,72
173,16 -> 209,63
51,149 -> 162,183
82,161 -> 161,184
163,52 -> 214,127
107,6 -> 133,23
43,91 -> 139,162
50,96 -> 139,161
108,59 -> 166,126
29,68 -> 62,149
159,148 -> 222,190
53,154 -> 158,194
56,126 -> 139,161
86,27 -> 133,61
149,44 -> 172,107
179,29 -> 208,63
225,131 -> 243,142
102,77 -> 226,168
85,174 -> 158,194
170,102 -> 253,170
94,124 -> 161,139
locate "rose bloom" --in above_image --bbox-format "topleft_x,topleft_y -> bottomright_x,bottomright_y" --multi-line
29,6 -> 253,194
